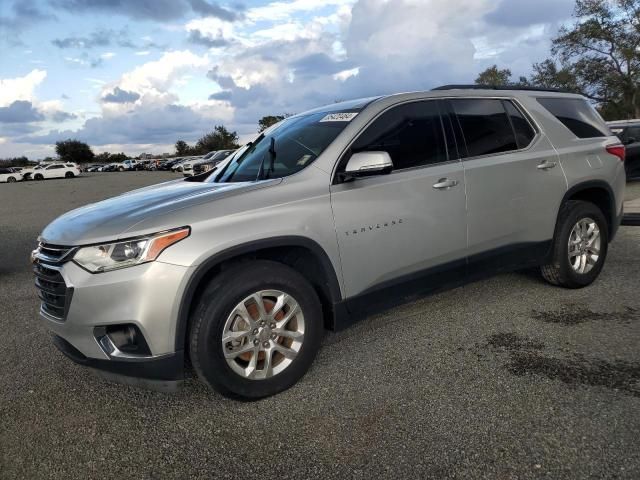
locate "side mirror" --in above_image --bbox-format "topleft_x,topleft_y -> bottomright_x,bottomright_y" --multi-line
343,151 -> 393,179
625,137 -> 636,145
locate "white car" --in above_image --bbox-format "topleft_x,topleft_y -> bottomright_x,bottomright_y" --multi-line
181,156 -> 210,177
31,163 -> 80,180
0,167 -> 21,183
119,159 -> 139,171
171,157 -> 197,172
21,164 -> 49,180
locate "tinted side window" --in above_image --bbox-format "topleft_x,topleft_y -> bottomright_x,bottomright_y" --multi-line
0,168 -> 9,174
451,99 -> 518,158
503,101 -> 536,148
626,126 -> 640,142
47,165 -> 64,170
537,97 -> 609,139
351,101 -> 447,170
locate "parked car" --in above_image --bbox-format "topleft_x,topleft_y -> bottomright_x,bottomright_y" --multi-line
132,160 -> 151,171
192,150 -> 235,175
85,164 -> 104,172
33,87 -> 626,399
21,164 -> 49,180
158,158 -> 182,171
171,158 -> 194,172
0,167 -> 21,183
608,119 -> 640,180
100,163 -> 120,172
181,156 -> 209,177
30,163 -> 80,180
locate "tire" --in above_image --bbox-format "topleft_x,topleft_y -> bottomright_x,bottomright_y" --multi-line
189,260 -> 324,399
541,200 -> 608,288
119,167 -> 125,172
34,174 -> 43,181
65,171 -> 74,178
7,177 -> 16,183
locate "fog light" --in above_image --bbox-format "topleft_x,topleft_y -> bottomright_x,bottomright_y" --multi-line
94,324 -> 152,357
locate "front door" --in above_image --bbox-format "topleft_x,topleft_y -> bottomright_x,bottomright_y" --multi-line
330,100 -> 468,309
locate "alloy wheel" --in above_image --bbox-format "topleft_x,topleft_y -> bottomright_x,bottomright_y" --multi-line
567,217 -> 601,274
221,290 -> 304,380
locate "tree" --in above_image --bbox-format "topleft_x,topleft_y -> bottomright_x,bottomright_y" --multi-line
258,115 -> 287,132
194,125 -> 240,154
55,139 -> 94,164
475,65 -> 513,87
95,152 -> 111,162
548,0 -> 640,119
529,59 -> 582,92
110,152 -> 128,162
175,140 -> 189,156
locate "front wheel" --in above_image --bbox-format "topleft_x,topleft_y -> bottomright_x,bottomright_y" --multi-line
7,176 -> 16,183
34,174 -> 44,181
541,200 -> 608,288
189,261 -> 323,399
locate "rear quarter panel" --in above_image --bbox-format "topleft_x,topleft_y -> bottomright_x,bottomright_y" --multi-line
520,95 -> 625,221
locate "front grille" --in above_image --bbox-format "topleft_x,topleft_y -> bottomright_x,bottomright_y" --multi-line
33,258 -> 73,321
36,243 -> 76,264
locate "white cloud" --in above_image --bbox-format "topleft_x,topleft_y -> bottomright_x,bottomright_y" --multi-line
333,67 -> 359,81
0,69 -> 47,107
246,0 -> 356,23
100,52 -> 116,59
135,51 -> 151,56
116,50 -> 209,97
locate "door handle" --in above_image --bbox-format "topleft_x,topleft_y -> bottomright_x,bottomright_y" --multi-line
432,178 -> 459,190
537,160 -> 557,170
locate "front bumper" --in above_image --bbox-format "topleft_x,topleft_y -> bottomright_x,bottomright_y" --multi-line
36,259 -> 195,386
53,335 -> 184,391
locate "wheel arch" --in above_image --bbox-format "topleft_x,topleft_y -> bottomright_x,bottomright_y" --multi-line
559,180 -> 617,239
175,236 -> 344,353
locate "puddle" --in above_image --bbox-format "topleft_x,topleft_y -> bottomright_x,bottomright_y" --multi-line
485,332 -> 640,397
531,306 -> 637,326
486,332 -> 544,351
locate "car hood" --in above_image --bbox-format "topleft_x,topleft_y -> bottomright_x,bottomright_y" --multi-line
40,178 -> 281,245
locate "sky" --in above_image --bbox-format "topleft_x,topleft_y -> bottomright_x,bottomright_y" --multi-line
0,0 -> 577,159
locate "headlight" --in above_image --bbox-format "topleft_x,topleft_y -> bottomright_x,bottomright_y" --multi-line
73,227 -> 190,273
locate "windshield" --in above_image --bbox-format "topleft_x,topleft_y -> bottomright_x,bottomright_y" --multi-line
215,111 -> 356,183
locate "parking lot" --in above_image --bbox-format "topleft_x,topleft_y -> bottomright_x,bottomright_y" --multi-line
1,172 -> 639,479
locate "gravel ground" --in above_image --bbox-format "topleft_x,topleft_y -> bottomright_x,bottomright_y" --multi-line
1,172 -> 639,479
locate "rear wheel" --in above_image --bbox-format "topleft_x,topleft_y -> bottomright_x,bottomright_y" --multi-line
118,167 -> 125,172
189,261 -> 323,399
65,171 -> 74,178
541,200 -> 608,288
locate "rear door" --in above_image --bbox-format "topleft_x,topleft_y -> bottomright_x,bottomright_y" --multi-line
449,98 -> 567,268
45,165 -> 65,178
330,99 -> 468,307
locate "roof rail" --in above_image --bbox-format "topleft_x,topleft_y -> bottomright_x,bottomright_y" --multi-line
432,84 -> 568,93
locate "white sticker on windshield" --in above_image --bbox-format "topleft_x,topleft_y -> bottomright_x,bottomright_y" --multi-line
320,112 -> 359,122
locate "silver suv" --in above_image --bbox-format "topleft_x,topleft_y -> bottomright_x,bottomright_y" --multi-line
33,87 -> 626,399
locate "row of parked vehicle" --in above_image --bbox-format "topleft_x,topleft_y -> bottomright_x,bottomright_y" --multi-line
0,150 -> 237,184
0,163 -> 81,182
80,150 -> 236,177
